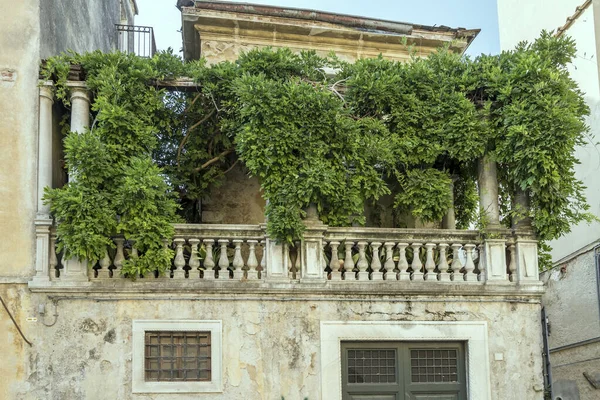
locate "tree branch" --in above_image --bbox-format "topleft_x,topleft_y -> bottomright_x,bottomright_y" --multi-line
222,158 -> 239,175
184,92 -> 202,113
176,108 -> 216,167
194,148 -> 234,172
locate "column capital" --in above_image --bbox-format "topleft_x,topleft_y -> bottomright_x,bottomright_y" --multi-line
39,81 -> 54,103
67,82 -> 90,103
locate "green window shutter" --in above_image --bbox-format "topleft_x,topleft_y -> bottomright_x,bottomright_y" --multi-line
342,342 -> 467,400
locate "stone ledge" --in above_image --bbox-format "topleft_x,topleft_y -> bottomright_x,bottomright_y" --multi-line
28,279 -> 544,299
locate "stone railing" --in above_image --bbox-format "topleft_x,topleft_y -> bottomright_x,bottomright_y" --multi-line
30,222 -> 541,289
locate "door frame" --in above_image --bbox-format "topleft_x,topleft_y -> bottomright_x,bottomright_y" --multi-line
320,321 -> 491,400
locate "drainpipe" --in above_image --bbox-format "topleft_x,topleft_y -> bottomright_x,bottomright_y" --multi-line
541,307 -> 553,399
595,245 -> 600,324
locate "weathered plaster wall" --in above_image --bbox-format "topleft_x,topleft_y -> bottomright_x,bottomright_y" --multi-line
39,0 -> 122,59
5,289 -> 544,400
0,0 -> 41,279
540,247 -> 600,400
540,249 -> 600,349
551,342 -> 600,400
201,163 -> 265,224
0,285 -> 33,400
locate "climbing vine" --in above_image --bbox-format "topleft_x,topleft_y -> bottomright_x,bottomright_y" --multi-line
42,31 -> 593,276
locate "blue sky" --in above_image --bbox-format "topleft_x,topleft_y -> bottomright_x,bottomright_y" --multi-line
136,0 -> 500,57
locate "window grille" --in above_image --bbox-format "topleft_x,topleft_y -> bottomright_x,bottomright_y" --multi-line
347,349 -> 397,383
410,349 -> 459,383
144,331 -> 211,382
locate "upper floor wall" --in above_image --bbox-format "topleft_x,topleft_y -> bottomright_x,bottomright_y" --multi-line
180,1 -> 479,64
40,0 -> 136,59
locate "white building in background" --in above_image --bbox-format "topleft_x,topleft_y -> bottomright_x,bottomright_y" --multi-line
498,1 -> 600,400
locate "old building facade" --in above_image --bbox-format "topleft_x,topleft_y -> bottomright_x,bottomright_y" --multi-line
0,1 -> 547,399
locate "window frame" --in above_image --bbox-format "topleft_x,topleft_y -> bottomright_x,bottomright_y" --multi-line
132,320 -> 222,393
320,321 -> 492,400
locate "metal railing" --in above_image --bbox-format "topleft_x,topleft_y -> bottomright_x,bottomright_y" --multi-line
116,24 -> 156,58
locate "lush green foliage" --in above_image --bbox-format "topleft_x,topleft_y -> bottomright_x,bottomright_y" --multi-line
43,52 -> 179,276
42,32 -> 593,274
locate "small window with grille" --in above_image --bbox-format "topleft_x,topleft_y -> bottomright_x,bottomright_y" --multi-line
133,321 -> 222,393
144,331 -> 211,382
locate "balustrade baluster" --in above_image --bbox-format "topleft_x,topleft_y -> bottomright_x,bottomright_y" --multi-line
203,239 -> 216,280
173,238 -> 186,279
476,244 -> 485,281
49,233 -> 59,280
259,240 -> 266,280
411,243 -> 424,281
370,242 -> 383,281
344,242 -> 356,281
508,244 -> 517,282
463,244 -> 476,281
113,238 -> 125,278
97,249 -> 111,279
437,243 -> 450,281
296,242 -> 302,280
450,243 -> 463,281
218,239 -> 230,280
397,243 -> 410,280
424,243 -> 436,281
188,238 -> 200,279
232,240 -> 245,280
356,242 -> 369,280
329,241 -> 341,281
284,243 -> 294,280
383,242 -> 396,281
247,240 -> 259,280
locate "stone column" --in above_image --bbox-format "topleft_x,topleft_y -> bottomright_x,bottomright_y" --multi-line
512,189 -> 532,229
61,83 -> 91,282
69,84 -> 90,134
31,82 -> 55,286
442,178 -> 456,229
37,82 -> 54,218
478,154 -> 500,227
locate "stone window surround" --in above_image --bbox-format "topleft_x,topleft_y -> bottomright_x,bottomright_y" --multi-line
320,320 -> 491,400
132,320 -> 222,393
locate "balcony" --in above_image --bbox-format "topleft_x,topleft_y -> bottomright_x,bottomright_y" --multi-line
116,24 -> 156,58
30,80 -> 542,296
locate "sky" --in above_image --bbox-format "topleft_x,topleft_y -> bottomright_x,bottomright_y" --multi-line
135,0 -> 500,58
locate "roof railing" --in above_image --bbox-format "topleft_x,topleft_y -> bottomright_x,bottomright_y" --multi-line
116,24 -> 156,58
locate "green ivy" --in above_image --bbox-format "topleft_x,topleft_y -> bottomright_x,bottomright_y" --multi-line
41,32 -> 594,274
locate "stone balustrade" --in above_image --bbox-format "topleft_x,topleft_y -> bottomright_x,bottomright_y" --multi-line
324,227 -> 485,282
33,223 -> 541,290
